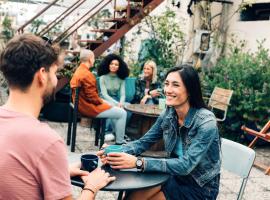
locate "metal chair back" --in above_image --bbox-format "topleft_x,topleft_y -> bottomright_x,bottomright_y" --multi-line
221,138 -> 256,200
67,87 -> 106,152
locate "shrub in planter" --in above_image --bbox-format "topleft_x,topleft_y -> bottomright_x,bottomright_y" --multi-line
202,39 -> 270,141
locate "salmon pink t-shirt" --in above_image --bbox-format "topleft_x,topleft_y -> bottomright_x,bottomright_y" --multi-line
0,107 -> 72,200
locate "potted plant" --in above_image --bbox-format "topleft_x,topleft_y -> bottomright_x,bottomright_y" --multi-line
202,39 -> 270,142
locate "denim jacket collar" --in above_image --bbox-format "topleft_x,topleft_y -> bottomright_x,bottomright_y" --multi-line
165,107 -> 198,128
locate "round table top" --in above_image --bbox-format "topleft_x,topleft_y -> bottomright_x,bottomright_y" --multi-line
124,104 -> 163,117
71,165 -> 170,191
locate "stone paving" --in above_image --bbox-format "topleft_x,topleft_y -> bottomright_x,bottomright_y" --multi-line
46,121 -> 270,200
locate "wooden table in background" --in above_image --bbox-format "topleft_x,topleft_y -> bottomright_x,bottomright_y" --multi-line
125,104 -> 164,152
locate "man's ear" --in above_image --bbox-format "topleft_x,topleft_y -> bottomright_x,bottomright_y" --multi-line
36,67 -> 47,86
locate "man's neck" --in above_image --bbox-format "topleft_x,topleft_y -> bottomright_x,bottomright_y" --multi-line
3,89 -> 42,118
81,61 -> 91,69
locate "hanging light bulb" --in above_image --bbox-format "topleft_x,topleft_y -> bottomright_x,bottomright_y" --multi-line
176,1 -> 181,8
171,1 -> 181,9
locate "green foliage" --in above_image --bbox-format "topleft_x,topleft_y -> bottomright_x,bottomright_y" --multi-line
1,16 -> 14,42
202,39 -> 270,138
126,7 -> 186,78
57,61 -> 77,80
57,56 -> 102,80
87,9 -> 111,29
30,19 -> 46,34
45,22 -> 63,39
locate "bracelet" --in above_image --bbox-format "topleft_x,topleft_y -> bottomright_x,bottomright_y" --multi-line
82,187 -> 95,195
85,183 -> 98,194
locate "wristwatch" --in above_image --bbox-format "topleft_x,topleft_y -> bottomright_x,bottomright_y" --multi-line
136,157 -> 144,171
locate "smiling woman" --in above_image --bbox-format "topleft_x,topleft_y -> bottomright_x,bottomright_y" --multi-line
164,72 -> 189,110
131,60 -> 162,105
98,65 -> 222,200
97,54 -> 129,107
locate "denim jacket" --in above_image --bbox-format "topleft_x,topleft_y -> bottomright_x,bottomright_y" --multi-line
122,107 -> 221,187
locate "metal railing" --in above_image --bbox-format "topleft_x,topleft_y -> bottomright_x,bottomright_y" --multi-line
17,0 -> 61,33
38,0 -> 87,36
53,0 -> 112,44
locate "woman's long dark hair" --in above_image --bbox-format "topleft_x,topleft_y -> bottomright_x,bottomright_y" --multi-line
165,65 -> 207,109
97,54 -> 129,79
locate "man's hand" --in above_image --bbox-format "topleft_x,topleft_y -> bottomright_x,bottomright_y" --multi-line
81,168 -> 116,192
69,162 -> 89,177
106,152 -> 137,169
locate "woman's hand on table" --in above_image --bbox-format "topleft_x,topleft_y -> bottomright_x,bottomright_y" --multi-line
106,152 -> 137,169
140,95 -> 151,104
69,162 -> 89,177
81,168 -> 116,192
97,143 -> 109,165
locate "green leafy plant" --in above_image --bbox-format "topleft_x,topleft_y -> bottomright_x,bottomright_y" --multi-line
87,9 -> 111,29
202,38 -> 270,140
126,7 -> 186,78
30,19 -> 46,34
57,62 -> 77,80
57,55 -> 103,80
1,16 -> 14,42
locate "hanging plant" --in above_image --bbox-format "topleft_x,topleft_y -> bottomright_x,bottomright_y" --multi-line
1,16 -> 14,42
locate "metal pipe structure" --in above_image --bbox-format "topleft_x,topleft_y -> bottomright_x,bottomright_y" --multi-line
38,0 -> 87,36
212,0 -> 233,4
17,0 -> 61,33
54,0 -> 112,44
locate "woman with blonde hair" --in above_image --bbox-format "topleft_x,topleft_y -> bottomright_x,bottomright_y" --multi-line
132,60 -> 162,104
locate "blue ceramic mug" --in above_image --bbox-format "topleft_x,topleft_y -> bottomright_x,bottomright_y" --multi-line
104,145 -> 123,155
81,154 -> 98,172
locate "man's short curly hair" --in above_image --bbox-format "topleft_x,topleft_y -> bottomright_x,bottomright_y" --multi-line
97,53 -> 129,79
0,34 -> 60,90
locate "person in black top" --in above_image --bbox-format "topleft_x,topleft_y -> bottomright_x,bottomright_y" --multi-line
132,60 -> 162,104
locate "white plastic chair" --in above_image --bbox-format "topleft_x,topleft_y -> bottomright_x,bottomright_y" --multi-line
221,138 -> 256,200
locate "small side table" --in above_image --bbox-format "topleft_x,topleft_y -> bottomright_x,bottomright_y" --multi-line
125,104 -> 164,151
71,166 -> 170,200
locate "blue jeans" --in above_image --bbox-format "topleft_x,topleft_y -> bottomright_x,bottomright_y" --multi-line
105,102 -> 131,132
96,106 -> 127,144
162,174 -> 220,200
